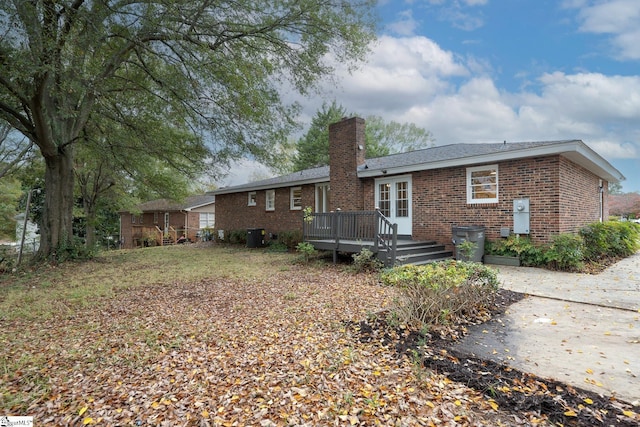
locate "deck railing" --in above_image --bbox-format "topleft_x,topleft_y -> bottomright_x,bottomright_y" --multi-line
303,209 -> 398,266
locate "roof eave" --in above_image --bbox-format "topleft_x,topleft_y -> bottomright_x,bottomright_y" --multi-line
358,141 -> 625,183
214,176 -> 330,195
182,201 -> 216,211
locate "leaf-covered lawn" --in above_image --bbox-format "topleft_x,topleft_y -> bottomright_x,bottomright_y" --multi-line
1,248 -> 520,426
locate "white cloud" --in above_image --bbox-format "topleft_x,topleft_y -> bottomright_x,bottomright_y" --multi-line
311,36 -> 640,166
219,159 -> 272,187
571,0 -> 640,60
242,32 -> 639,192
386,9 -> 420,36
589,140 -> 637,159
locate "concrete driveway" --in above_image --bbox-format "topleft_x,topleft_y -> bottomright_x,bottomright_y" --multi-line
453,252 -> 640,404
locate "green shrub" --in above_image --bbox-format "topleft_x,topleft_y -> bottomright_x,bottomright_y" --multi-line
0,247 -> 16,273
351,247 -> 384,272
228,229 -> 248,245
485,235 -> 542,267
265,240 -> 289,253
456,240 -> 477,261
543,233 -> 584,271
278,230 -> 303,250
380,261 -> 499,326
200,227 -> 215,241
295,242 -> 317,262
54,237 -> 97,263
579,220 -> 640,261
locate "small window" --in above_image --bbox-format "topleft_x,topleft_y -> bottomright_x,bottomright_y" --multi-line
153,212 -> 158,224
290,187 -> 302,210
265,189 -> 275,211
199,212 -> 215,229
467,164 -> 498,204
131,214 -> 136,224
248,191 -> 256,206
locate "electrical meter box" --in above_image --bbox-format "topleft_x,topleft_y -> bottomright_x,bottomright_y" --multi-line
513,198 -> 530,234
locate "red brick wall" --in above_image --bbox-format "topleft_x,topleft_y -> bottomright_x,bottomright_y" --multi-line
402,155 -> 605,250
214,184 -> 316,238
558,156 -> 607,232
329,117 -> 366,211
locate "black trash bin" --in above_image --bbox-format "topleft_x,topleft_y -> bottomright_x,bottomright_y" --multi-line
247,228 -> 265,248
452,225 -> 485,262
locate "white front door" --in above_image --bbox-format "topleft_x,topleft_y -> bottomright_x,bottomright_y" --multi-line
375,175 -> 412,236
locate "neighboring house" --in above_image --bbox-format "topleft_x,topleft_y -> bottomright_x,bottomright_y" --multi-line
213,117 -> 624,260
119,193 -> 215,249
12,213 -> 40,253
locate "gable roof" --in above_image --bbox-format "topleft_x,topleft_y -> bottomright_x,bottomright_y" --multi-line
136,194 -> 215,212
213,140 -> 625,195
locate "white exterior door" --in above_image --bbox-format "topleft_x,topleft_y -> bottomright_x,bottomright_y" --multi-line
375,175 -> 412,236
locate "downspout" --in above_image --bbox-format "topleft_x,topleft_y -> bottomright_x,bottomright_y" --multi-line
599,179 -> 604,222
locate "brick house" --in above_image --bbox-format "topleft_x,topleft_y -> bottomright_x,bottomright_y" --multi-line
213,117 -> 624,258
119,193 -> 215,249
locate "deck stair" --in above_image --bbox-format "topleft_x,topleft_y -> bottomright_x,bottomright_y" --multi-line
379,239 -> 453,266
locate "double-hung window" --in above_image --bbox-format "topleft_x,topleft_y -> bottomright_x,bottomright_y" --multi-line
467,164 -> 498,204
265,189 -> 275,211
290,187 -> 302,210
199,213 -> 215,229
248,191 -> 256,206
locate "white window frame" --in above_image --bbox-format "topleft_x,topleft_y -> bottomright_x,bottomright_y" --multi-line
248,191 -> 256,206
265,189 -> 275,211
290,187 -> 302,210
199,212 -> 215,229
467,164 -> 499,204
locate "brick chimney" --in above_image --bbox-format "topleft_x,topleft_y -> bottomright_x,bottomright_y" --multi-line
328,117 -> 366,211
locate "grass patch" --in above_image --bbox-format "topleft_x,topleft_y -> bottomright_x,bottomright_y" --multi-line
0,245 -> 293,322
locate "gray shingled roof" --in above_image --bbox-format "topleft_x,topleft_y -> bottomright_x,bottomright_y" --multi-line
360,141 -> 571,171
215,165 -> 329,194
213,139 -> 623,194
137,194 -> 215,212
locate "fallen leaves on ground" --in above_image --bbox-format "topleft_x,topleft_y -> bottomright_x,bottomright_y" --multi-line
350,290 -> 640,427
2,264 -> 522,426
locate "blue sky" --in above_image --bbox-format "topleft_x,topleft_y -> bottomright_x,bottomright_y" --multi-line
224,0 -> 639,193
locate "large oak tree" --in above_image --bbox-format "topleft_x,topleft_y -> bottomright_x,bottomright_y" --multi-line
0,0 -> 376,260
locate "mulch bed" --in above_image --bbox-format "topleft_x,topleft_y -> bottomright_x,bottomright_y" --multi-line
349,289 -> 640,426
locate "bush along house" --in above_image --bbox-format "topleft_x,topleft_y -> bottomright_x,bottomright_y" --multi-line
213,117 -> 625,265
119,193 -> 215,249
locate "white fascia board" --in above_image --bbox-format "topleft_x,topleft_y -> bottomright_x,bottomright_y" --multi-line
214,177 -> 329,195
567,143 -> 626,183
183,201 -> 215,212
358,141 -> 625,183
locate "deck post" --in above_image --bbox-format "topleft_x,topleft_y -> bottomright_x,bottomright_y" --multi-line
390,223 -> 398,266
373,208 -> 380,253
332,209 -> 342,264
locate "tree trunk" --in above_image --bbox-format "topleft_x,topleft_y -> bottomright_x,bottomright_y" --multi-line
37,146 -> 76,261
